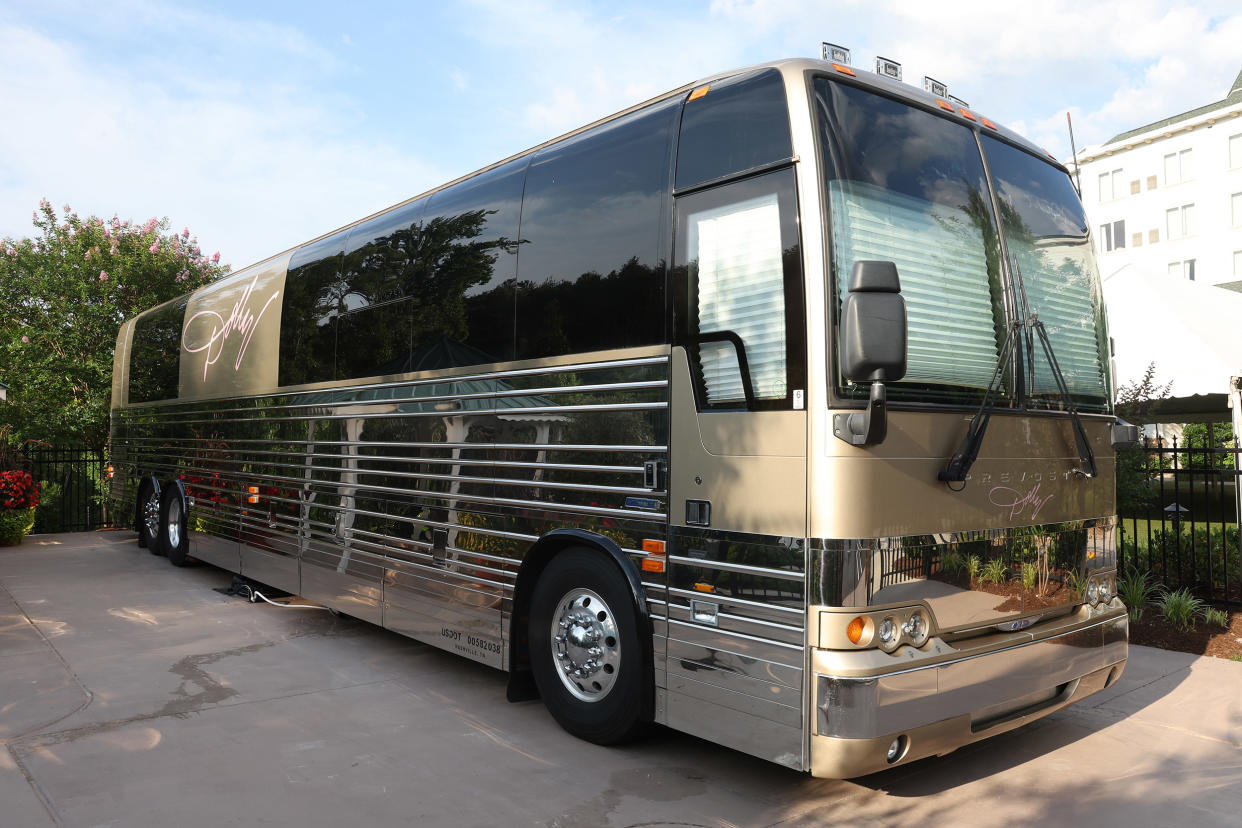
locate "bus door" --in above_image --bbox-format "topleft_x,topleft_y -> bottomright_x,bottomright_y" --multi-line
665,167 -> 810,767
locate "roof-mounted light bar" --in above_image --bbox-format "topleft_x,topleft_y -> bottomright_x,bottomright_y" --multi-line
923,76 -> 948,98
875,56 -> 901,81
822,42 -> 851,65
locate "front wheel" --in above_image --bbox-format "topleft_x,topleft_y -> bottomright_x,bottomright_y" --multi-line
159,487 -> 191,566
529,548 -> 647,745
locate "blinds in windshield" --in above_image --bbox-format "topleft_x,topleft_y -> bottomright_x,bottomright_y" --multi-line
815,77 -> 1006,404
982,136 -> 1109,409
830,181 -> 1000,390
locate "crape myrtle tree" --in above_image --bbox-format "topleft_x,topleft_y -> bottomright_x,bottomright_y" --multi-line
0,200 -> 229,452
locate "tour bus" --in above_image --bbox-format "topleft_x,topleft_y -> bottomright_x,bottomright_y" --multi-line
109,55 -> 1130,778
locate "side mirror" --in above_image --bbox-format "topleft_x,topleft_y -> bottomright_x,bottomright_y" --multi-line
834,261 -> 907,446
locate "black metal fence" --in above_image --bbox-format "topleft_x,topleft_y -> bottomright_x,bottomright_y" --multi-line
1117,436 -> 1241,605
21,445 -> 113,533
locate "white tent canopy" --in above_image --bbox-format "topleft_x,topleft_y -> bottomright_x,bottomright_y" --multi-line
1102,263 -> 1242,421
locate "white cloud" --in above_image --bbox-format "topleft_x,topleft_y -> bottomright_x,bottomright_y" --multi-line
0,21 -> 442,270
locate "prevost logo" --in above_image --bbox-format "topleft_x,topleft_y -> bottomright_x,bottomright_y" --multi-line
996,616 -> 1039,632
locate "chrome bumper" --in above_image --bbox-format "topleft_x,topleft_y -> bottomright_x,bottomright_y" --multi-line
810,605 -> 1128,778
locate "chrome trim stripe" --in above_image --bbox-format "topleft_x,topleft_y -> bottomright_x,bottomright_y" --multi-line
668,554 -> 805,582
666,617 -> 806,652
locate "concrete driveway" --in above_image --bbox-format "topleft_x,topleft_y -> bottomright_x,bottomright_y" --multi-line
2,531 -> 1240,827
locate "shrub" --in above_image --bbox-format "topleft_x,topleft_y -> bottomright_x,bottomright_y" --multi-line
0,470 -> 40,510
1021,562 -> 1037,592
940,550 -> 965,576
1156,588 -> 1205,632
982,558 -> 1008,585
0,507 -> 36,545
1202,607 -> 1229,629
966,555 -> 982,582
1117,566 -> 1158,623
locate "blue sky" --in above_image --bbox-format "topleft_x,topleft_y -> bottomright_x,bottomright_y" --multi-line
3,0 -> 1241,270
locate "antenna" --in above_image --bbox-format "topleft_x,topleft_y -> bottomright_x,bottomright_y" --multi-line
1066,111 -> 1082,198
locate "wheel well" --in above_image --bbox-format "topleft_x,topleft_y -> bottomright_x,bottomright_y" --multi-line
507,529 -> 654,721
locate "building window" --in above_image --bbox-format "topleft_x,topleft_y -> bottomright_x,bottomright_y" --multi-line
1166,203 -> 1194,239
1147,175 -> 1158,190
1132,232 -> 1143,247
1164,148 -> 1193,185
1231,133 -> 1242,169
1130,179 -> 1140,195
1168,259 -> 1196,281
1149,229 -> 1159,244
1097,168 -> 1123,201
1113,219 -> 1125,249
1233,192 -> 1242,227
1099,224 -> 1111,253
1235,250 -> 1242,277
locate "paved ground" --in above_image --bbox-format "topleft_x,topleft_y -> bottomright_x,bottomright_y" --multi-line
2,531 -> 1240,828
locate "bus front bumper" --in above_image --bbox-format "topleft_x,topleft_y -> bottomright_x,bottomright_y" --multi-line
810,606 -> 1128,778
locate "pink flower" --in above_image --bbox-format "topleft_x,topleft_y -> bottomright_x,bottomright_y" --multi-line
5,248 -> 15,257
85,249 -> 92,260
211,251 -> 220,263
149,240 -> 160,254
103,227 -> 111,238
99,270 -> 108,280
142,218 -> 157,234
21,335 -> 29,343
182,227 -> 189,238
62,204 -> 70,212
111,217 -> 121,230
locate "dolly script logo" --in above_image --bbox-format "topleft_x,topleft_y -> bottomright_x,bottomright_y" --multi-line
988,482 -> 1054,521
182,274 -> 281,380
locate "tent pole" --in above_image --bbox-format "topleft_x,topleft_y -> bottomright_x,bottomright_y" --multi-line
1231,377 -> 1242,574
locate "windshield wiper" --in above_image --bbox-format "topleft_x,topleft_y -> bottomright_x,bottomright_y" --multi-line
939,256 -> 1097,484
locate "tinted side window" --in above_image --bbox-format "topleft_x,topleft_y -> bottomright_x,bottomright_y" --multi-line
129,296 -> 189,403
334,198 -> 428,380
278,232 -> 349,387
675,69 -> 792,191
515,98 -> 677,360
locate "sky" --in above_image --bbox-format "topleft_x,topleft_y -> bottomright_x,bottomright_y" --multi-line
2,0 -> 1241,271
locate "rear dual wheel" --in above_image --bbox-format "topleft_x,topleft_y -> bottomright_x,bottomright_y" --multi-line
529,548 -> 645,745
136,480 -> 161,551
158,486 -> 190,566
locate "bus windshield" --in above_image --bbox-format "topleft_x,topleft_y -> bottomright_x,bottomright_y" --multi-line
816,77 -> 1110,413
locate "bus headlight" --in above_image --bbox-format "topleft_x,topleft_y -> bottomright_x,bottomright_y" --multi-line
878,617 -> 899,650
1087,580 -> 1101,605
902,611 -> 929,647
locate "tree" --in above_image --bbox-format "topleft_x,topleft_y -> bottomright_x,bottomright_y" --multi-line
0,200 -> 229,450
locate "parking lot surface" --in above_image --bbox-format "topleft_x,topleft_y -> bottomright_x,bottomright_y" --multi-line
2,531 -> 1240,827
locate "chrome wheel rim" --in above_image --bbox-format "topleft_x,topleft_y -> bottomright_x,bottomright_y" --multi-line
142,492 -> 160,539
550,588 -> 621,702
167,496 -> 182,549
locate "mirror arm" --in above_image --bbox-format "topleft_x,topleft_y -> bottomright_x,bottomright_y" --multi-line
833,379 -> 887,446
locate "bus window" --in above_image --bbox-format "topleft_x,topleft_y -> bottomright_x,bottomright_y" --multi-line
981,136 -> 1110,412
514,98 -> 676,360
675,69 -> 792,191
128,296 -> 189,403
815,77 -> 1007,407
675,167 -> 804,410
278,231 -> 349,387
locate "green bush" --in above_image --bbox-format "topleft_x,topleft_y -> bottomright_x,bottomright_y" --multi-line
0,507 -> 36,545
33,481 -> 64,533
981,558 -> 1008,585
1156,588 -> 1205,632
1117,566 -> 1158,623
1202,607 -> 1229,629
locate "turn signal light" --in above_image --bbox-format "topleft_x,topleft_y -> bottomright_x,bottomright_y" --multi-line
640,538 -> 666,573
247,485 -> 260,505
846,616 -> 866,645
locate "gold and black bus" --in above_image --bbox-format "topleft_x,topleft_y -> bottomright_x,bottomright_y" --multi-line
110,56 -> 1129,777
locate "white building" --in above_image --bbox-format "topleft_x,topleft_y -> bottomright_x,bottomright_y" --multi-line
1072,69 -> 1242,288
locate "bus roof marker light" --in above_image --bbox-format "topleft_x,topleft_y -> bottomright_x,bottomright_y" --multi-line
937,99 -> 955,112
822,42 -> 851,65
688,85 -> 710,102
875,57 -> 902,81
958,108 -> 977,122
832,63 -> 856,77
980,116 -> 998,130
923,77 -> 948,98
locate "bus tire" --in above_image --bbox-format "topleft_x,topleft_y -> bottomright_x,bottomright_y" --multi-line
136,479 -> 161,550
158,486 -> 191,566
528,547 -> 645,745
